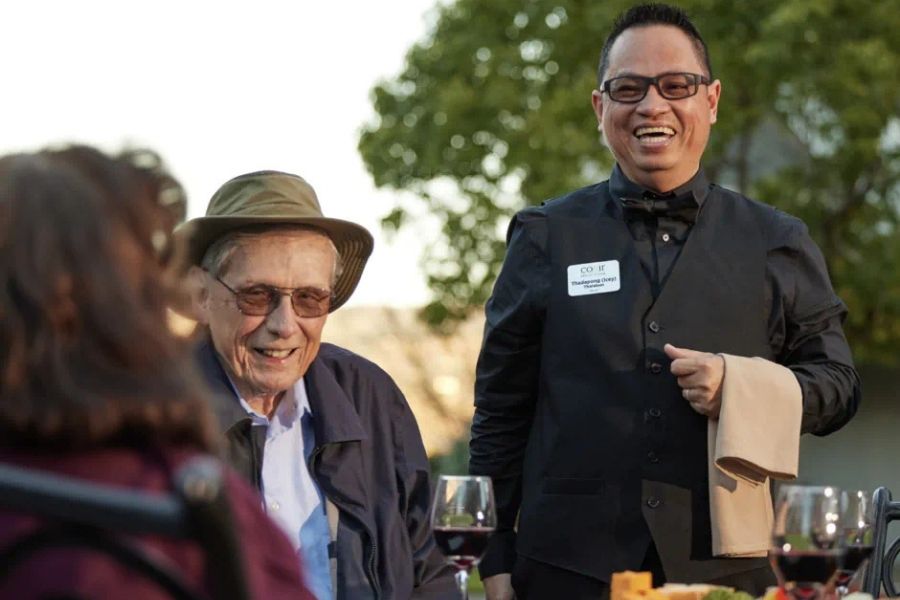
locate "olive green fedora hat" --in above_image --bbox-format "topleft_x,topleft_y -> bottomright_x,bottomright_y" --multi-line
175,170 -> 373,312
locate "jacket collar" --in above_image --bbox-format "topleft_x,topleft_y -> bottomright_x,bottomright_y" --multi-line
196,339 -> 367,446
196,339 -> 248,435
304,351 -> 368,445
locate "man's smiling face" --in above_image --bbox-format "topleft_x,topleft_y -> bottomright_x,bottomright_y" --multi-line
592,24 -> 721,192
199,230 -> 334,403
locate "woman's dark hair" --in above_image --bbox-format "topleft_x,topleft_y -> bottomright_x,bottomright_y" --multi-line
0,145 -> 217,451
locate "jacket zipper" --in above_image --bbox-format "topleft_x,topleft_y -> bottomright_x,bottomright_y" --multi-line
308,446 -> 381,598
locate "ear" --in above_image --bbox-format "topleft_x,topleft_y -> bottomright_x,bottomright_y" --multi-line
591,89 -> 604,127
707,79 -> 722,125
188,266 -> 211,325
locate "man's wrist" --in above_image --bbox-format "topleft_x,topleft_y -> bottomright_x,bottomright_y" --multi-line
477,529 -> 517,578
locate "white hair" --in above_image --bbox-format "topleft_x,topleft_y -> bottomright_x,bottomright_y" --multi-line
199,224 -> 342,286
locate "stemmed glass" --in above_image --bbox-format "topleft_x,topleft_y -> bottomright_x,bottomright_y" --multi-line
431,475 -> 496,600
836,490 -> 875,596
770,485 -> 844,600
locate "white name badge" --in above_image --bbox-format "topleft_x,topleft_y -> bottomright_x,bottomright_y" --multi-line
567,260 -> 621,296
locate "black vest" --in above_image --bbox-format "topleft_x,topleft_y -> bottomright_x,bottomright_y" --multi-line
516,181 -> 776,582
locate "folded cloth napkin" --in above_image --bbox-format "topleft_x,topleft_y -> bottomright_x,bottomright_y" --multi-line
708,354 -> 803,557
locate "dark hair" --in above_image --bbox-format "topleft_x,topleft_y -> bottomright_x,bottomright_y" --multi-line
0,145 -> 217,451
597,3 -> 713,85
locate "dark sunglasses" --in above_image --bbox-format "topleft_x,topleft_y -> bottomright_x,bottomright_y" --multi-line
211,273 -> 333,318
601,72 -> 710,103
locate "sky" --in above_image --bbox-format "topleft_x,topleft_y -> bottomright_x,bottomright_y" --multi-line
1,0 -> 441,307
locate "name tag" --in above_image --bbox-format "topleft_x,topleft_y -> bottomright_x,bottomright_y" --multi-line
567,260 -> 621,296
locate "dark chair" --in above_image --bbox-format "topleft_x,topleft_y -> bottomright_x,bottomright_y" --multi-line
864,486 -> 900,597
0,456 -> 249,600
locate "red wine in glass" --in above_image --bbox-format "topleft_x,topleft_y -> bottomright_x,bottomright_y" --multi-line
834,544 -> 874,589
771,485 -> 843,600
836,490 -> 875,596
433,526 -> 493,570
431,475 -> 497,600
771,548 -> 842,585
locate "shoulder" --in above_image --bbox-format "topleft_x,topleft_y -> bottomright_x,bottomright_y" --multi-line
710,185 -> 808,249
316,342 -> 394,380
506,181 -> 609,244
530,181 -> 608,217
0,446 -> 184,491
313,344 -> 420,445
315,343 -> 403,396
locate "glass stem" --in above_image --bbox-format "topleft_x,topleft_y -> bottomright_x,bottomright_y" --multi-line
455,569 -> 469,600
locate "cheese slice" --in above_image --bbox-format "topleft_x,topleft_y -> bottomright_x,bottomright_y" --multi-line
612,571 -> 654,600
658,583 -> 731,600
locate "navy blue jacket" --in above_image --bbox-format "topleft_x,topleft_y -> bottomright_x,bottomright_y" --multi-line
198,340 -> 456,599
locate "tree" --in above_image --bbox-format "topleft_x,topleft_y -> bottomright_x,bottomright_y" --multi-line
358,0 -> 900,364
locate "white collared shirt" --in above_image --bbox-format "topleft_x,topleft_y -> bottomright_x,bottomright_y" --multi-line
236,379 -> 333,600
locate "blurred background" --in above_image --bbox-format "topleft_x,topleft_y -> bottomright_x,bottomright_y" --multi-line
0,0 -> 439,307
4,0 -> 899,561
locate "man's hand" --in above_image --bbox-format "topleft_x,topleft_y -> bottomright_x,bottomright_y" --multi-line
483,573 -> 515,600
664,343 -> 725,419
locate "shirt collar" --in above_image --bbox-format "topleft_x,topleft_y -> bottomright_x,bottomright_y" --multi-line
609,163 -> 710,207
232,378 -> 312,426
198,339 -> 369,444
198,339 -> 366,445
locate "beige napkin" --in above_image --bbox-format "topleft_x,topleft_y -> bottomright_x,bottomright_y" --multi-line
708,354 -> 802,557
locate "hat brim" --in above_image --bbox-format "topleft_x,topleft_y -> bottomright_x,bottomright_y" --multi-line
174,215 -> 374,312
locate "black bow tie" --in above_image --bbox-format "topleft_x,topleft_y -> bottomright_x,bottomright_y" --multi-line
620,194 -> 699,224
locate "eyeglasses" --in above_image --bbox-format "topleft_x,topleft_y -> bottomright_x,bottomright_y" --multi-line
211,274 -> 333,318
601,72 -> 711,103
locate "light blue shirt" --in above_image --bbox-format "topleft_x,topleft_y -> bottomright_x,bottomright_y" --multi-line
235,379 -> 333,600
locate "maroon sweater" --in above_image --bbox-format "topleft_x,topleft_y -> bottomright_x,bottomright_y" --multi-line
0,445 -> 314,600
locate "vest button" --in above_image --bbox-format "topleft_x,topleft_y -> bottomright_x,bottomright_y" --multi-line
646,497 -> 661,509
648,321 -> 660,333
648,408 -> 662,418
649,362 -> 663,374
648,451 -> 660,463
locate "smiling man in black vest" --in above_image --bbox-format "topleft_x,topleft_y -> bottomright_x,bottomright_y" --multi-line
469,4 -> 861,600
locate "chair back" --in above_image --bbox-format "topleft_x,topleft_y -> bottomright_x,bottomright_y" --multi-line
864,486 -> 900,597
0,456 -> 249,600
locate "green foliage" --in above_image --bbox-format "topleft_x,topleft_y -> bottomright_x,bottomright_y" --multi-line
429,435 -> 470,477
359,0 -> 900,364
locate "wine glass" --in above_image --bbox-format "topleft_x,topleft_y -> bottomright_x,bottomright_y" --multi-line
431,475 -> 496,600
836,490 -> 875,596
770,485 -> 845,600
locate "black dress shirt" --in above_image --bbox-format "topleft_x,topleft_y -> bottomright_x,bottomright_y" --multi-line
471,165 -> 861,578
612,166 -> 706,299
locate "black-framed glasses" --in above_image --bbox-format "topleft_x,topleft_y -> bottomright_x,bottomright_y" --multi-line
601,72 -> 710,103
211,273 -> 333,318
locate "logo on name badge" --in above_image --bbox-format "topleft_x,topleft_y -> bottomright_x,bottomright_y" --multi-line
567,260 -> 621,296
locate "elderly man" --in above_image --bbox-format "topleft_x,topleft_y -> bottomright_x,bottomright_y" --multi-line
470,4 -> 860,600
177,171 -> 455,600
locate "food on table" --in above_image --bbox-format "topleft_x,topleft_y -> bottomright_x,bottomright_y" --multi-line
610,571 -> 757,600
611,572 -> 875,600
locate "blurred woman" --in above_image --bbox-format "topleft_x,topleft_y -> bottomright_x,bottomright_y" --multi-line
0,145 -> 313,599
